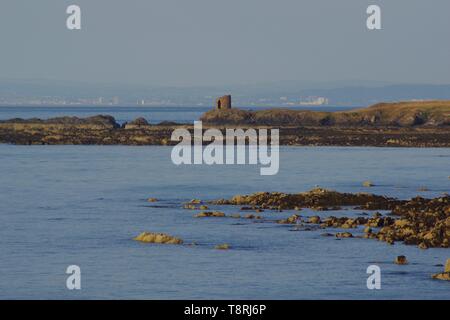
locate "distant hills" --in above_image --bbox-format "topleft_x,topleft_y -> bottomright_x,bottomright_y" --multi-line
1,79 -> 450,107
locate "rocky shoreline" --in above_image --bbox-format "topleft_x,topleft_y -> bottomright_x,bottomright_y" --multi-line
138,188 -> 450,280
211,188 -> 450,250
0,114 -> 449,147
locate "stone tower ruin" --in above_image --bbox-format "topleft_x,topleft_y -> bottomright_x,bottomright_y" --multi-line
215,95 -> 232,110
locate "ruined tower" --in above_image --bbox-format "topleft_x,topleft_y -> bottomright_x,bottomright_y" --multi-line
215,95 -> 232,110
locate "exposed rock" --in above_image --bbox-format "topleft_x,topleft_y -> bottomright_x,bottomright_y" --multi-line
133,232 -> 183,245
377,196 -> 450,248
2,113 -> 450,147
308,216 -> 321,224
147,198 -> 158,202
364,227 -> 373,234
215,243 -> 230,250
277,214 -> 301,224
363,181 -> 374,187
432,260 -> 450,281
213,188 -> 400,211
125,117 -> 150,129
419,242 -> 428,250
194,211 -> 226,218
432,273 -> 450,281
244,214 -> 262,220
336,232 -> 353,238
394,256 -> 408,265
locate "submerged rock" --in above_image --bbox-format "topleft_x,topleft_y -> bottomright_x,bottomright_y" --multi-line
133,232 -> 183,245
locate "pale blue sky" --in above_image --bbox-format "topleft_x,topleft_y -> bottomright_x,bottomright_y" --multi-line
1,0 -> 450,86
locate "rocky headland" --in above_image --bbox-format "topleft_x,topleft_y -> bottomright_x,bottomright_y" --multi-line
0,101 -> 449,147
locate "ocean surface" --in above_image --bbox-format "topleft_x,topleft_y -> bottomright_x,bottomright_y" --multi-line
0,106 -> 449,299
0,105 -> 354,124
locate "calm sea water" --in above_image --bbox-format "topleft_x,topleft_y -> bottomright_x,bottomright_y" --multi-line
0,144 -> 449,299
0,105 -> 354,124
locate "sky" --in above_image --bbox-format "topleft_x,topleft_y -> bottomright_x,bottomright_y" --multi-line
1,0 -> 450,87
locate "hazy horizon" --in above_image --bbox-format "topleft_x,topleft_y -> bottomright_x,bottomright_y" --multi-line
1,0 -> 450,87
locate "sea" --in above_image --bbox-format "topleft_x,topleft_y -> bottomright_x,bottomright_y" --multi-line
0,106 -> 449,299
